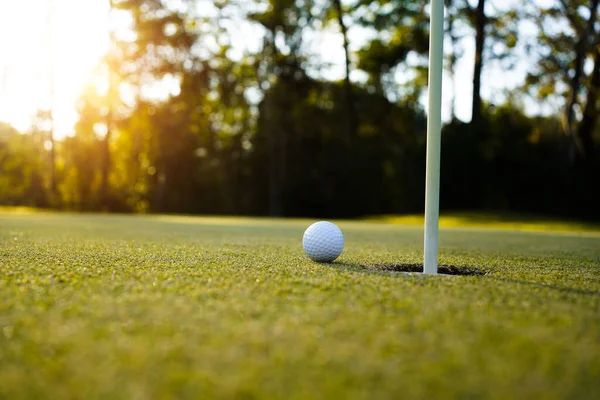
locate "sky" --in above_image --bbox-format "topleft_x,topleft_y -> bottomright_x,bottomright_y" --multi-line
0,0 -> 110,135
0,0 -> 553,139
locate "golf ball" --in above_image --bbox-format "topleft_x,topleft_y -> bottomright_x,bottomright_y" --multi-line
302,221 -> 344,262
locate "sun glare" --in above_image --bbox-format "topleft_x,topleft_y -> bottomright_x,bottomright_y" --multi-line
0,0 -> 111,138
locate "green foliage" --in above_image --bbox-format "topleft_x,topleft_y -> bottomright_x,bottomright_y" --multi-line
0,123 -> 47,207
525,0 -> 599,133
0,0 -> 598,219
354,0 -> 430,92
525,1 -> 581,100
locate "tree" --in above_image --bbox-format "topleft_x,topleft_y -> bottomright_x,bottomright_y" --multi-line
97,0 -> 200,210
331,0 -> 358,141
470,0 -> 486,125
63,96 -> 104,210
457,0 -> 519,125
526,0 -> 600,161
577,44 -> 600,160
0,123 -> 47,206
445,0 -> 463,121
249,0 -> 316,216
355,0 -> 430,97
30,109 -> 57,204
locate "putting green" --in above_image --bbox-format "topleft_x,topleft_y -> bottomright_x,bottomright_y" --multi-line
1,211 -> 599,399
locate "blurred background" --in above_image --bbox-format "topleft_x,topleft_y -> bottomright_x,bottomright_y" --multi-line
0,0 -> 598,219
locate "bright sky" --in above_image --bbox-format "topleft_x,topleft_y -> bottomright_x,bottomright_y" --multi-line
0,0 -> 110,136
0,0 -> 553,139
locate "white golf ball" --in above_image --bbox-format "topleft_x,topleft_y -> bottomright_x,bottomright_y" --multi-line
302,221 -> 344,262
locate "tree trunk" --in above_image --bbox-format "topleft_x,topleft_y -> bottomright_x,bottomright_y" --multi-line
565,40 -> 586,137
576,45 -> 600,160
153,170 -> 166,212
100,112 -> 111,209
265,29 -> 286,217
268,125 -> 286,217
48,112 -> 57,198
564,0 -> 598,156
266,88 -> 287,217
471,0 -> 486,126
333,0 -> 357,141
446,0 -> 458,121
47,0 -> 58,202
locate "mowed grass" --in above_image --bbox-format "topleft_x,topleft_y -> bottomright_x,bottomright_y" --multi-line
368,211 -> 600,233
1,212 -> 599,399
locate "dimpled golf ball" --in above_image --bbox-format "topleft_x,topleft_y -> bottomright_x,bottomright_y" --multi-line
302,221 -> 344,262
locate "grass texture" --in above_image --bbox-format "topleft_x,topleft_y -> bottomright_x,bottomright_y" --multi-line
1,211 -> 599,399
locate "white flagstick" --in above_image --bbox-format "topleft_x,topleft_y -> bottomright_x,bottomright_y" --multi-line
424,0 -> 444,275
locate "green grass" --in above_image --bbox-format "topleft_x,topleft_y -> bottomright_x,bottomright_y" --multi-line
1,211 -> 599,399
367,211 -> 600,233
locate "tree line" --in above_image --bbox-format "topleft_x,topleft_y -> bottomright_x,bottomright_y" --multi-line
0,0 -> 599,219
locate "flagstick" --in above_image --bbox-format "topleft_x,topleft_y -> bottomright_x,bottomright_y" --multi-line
424,0 -> 444,275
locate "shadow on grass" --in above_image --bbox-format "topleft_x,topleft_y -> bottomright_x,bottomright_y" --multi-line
328,262 -> 487,276
327,262 -> 600,297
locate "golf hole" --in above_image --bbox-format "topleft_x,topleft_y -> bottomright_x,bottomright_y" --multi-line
365,263 -> 486,276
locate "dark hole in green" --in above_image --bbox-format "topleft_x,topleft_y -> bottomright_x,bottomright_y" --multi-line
364,263 -> 487,276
